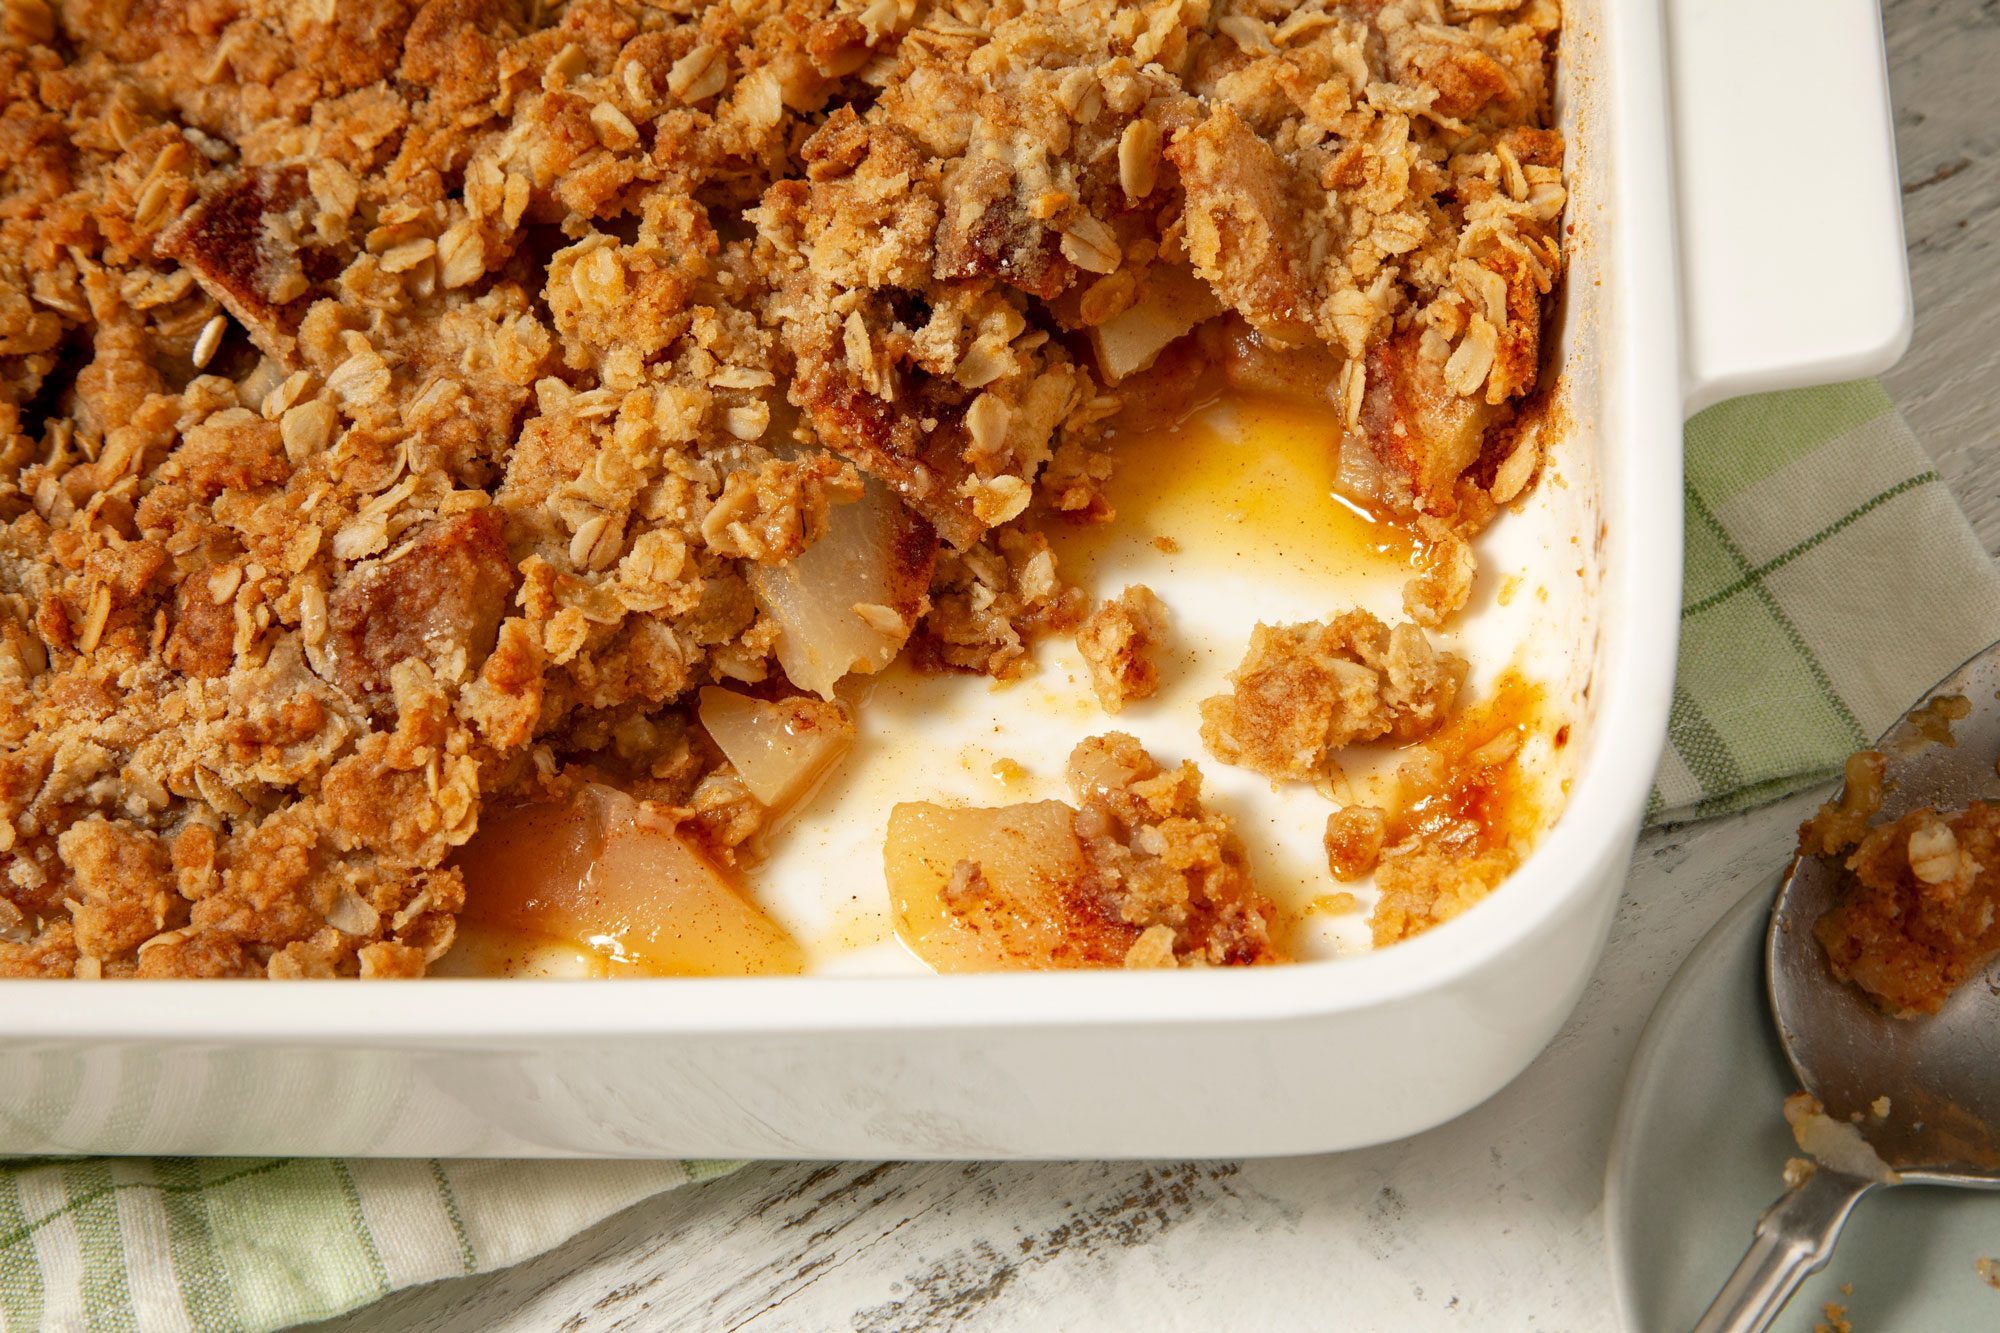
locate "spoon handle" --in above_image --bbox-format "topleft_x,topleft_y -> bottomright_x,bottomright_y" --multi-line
1693,1168 -> 1877,1333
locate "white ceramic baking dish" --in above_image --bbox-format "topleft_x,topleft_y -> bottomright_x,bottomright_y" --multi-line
0,0 -> 1909,1159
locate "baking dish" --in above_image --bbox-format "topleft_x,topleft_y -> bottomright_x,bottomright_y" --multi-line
0,0 -> 1909,1159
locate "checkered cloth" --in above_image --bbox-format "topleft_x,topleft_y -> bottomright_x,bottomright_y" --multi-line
4,381 -> 1995,1332
0,1159 -> 741,1330
1652,381 -> 2000,822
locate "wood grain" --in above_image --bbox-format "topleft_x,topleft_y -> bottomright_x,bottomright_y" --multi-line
1879,0 -> 2000,551
304,3 -> 2000,1327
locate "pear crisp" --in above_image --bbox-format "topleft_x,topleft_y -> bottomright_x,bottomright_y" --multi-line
1803,755 -> 2000,1016
887,731 -> 1283,970
1,0 -> 1563,979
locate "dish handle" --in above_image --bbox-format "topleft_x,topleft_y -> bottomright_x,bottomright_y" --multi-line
1667,0 -> 1913,416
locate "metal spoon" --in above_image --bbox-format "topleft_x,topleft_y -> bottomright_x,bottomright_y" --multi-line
1695,643 -> 2000,1333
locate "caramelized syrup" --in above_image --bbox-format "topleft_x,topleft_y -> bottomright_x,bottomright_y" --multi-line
1387,672 -> 1546,854
1049,392 -> 1420,585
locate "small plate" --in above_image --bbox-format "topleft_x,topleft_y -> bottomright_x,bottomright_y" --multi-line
1606,883 -> 2000,1331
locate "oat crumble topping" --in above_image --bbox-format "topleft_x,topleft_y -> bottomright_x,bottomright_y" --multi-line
0,0 -> 1564,977
1320,670 -> 1541,943
1813,801 -> 2000,1015
1799,727 -> 2000,1015
1198,611 -> 1465,787
1322,804 -> 1387,881
1075,582 -> 1167,713
891,731 -> 1283,969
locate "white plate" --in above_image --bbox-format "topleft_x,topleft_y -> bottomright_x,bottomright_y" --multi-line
1606,885 -> 2000,1331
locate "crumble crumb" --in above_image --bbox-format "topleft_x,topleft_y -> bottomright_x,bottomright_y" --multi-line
1907,693 -> 1972,747
1199,612 -> 1465,785
1324,807 -> 1389,882
1799,752 -> 1888,858
1372,846 -> 1518,946
1814,802 -> 2000,1014
1076,584 -> 1169,714
1123,923 -> 1179,970
1403,527 -> 1477,628
1364,672 -> 1542,943
1068,733 -> 1283,968
1783,1091 -> 1900,1184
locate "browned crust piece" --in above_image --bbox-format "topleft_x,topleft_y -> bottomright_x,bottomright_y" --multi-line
1075,584 -> 1168,713
1816,803 -> 2000,1015
155,166 -> 326,368
1200,611 -> 1466,786
1066,733 -> 1285,968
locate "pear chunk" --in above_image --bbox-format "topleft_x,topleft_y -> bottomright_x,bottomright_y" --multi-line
698,687 -> 853,811
748,477 -> 934,698
455,783 -> 803,976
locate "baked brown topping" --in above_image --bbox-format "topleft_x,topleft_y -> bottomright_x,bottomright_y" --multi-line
1364,672 -> 1544,944
1815,801 -> 2000,1016
1803,747 -> 2000,1016
889,732 -> 1284,970
0,0 -> 1563,978
1076,583 -> 1169,714
1199,612 -> 1466,787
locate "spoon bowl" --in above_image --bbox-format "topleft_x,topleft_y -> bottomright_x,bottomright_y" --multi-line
1695,641 -> 2000,1333
1769,642 -> 2000,1179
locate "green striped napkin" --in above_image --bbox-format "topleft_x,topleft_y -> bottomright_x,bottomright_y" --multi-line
0,1158 -> 741,1330
1652,380 -> 2000,823
4,381 -> 1994,1333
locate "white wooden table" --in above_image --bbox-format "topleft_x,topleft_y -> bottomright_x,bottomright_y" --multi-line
310,3 -> 2000,1327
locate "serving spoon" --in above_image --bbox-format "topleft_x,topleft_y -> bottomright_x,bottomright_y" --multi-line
1694,643 -> 2000,1333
